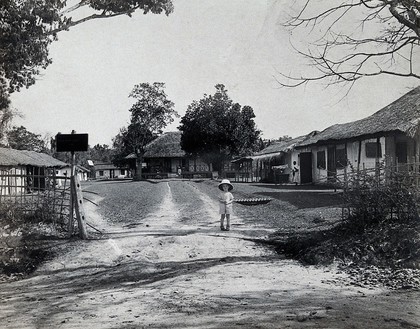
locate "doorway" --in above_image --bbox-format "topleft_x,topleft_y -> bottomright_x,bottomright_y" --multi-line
299,152 -> 313,184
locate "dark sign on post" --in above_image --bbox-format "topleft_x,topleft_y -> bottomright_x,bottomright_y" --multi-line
56,133 -> 89,152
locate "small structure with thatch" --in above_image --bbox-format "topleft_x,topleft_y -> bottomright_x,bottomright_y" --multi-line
231,132 -> 317,183
294,86 -> 420,184
140,131 -> 212,179
0,147 -> 67,196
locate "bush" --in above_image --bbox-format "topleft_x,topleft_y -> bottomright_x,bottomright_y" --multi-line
0,199 -> 65,278
276,168 -> 420,269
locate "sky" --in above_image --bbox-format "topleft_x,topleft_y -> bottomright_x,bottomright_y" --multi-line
9,0 -> 420,146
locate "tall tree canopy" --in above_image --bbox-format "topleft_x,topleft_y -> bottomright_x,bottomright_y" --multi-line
179,84 -> 261,171
279,1 -> 420,88
5,125 -> 47,152
0,0 -> 174,114
113,82 -> 177,179
89,144 -> 113,163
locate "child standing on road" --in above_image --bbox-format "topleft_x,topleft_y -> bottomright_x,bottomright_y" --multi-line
218,179 -> 234,231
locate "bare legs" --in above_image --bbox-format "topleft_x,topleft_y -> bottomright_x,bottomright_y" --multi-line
220,214 -> 230,231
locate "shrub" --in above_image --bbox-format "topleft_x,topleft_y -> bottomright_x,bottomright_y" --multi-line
276,168 -> 420,269
0,198 -> 66,278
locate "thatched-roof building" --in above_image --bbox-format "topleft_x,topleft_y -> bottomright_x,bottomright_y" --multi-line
140,131 -> 212,178
0,148 -> 67,195
144,131 -> 185,158
293,86 -> 420,184
0,147 -> 66,167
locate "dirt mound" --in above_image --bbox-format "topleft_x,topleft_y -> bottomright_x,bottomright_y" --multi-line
271,215 -> 420,290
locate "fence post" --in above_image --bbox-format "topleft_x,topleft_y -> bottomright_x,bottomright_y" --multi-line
68,150 -> 75,236
72,175 -> 88,239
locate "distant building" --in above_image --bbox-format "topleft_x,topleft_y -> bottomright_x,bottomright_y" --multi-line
94,162 -> 131,179
58,165 -> 91,183
126,131 -> 213,179
231,132 -> 317,183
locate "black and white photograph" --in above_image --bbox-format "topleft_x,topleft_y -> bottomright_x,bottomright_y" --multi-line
0,1 -> 419,328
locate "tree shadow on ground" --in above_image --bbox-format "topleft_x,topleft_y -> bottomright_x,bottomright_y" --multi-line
257,192 -> 343,209
250,184 -> 337,191
0,255 -> 276,299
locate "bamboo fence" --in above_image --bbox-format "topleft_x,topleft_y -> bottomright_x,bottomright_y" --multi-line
0,168 -> 71,226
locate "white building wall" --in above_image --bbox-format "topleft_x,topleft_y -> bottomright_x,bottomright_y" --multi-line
295,136 -> 388,184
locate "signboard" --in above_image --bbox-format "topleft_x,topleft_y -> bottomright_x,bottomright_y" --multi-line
56,133 -> 89,152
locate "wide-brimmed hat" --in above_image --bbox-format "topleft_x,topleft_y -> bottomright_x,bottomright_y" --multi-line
218,179 -> 233,191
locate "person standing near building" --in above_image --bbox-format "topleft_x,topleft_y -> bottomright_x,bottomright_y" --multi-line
292,161 -> 299,185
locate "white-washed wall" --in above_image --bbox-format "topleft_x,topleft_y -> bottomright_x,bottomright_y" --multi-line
295,137 -> 387,183
0,167 -> 25,195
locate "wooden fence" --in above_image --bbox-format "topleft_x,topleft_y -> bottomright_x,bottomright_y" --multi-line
0,168 -> 71,225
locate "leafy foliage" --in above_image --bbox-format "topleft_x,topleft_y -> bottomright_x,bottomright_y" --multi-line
179,84 -> 261,171
0,199 -> 60,278
276,168 -> 420,270
0,0 -> 174,94
5,125 -> 48,152
343,170 -> 419,226
0,0 -> 174,121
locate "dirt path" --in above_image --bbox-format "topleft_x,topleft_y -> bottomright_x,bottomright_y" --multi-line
0,180 -> 419,328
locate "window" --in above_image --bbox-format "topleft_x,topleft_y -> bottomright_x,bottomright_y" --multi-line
317,150 -> 326,169
121,169 -> 126,175
365,142 -> 382,158
99,170 -> 104,176
336,145 -> 347,169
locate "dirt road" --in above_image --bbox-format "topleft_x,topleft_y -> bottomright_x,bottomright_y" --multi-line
0,179 -> 419,328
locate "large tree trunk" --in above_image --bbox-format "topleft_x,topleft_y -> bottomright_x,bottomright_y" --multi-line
133,153 -> 143,181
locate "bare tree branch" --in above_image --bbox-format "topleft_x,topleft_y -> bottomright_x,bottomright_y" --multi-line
280,0 -> 420,88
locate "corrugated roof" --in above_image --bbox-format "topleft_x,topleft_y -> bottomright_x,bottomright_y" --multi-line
299,86 -> 420,147
0,148 -> 67,167
143,131 -> 186,158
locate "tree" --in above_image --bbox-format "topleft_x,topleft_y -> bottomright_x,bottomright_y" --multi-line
5,125 -> 47,152
0,0 -> 174,118
114,82 -> 177,180
279,1 -> 420,88
179,84 -> 261,172
89,144 -> 113,163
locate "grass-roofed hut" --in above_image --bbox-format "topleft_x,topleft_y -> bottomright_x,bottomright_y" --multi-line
0,147 -> 66,196
140,131 -> 212,179
295,86 -> 420,184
